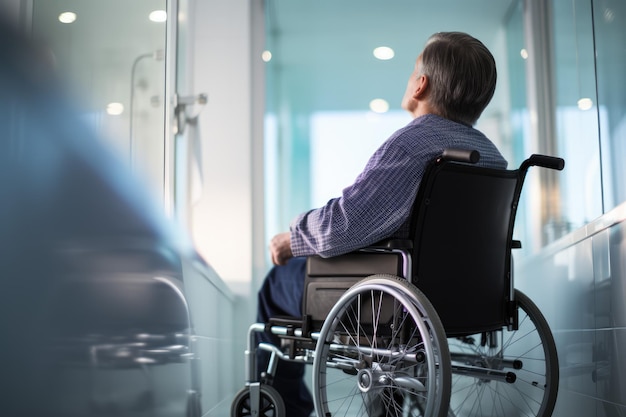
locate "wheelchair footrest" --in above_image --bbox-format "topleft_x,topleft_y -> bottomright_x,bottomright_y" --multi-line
264,316 -> 315,359
267,316 -> 303,328
267,315 -> 313,337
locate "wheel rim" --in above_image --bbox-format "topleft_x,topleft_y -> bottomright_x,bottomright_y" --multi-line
447,290 -> 558,417
312,277 -> 450,417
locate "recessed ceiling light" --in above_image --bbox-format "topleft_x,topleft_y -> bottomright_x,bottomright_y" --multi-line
369,98 -> 389,113
106,102 -> 124,116
373,46 -> 394,61
520,49 -> 529,59
577,98 -> 593,111
261,50 -> 272,62
58,12 -> 77,24
149,10 -> 167,22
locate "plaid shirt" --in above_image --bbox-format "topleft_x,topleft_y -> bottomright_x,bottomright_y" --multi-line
289,114 -> 508,258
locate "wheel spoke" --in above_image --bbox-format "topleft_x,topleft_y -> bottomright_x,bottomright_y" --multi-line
448,290 -> 558,417
313,275 -> 450,417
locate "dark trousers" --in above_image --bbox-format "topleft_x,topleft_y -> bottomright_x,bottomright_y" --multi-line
256,256 -> 314,417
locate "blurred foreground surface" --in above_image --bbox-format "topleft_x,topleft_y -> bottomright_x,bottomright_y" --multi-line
0,19 -> 201,416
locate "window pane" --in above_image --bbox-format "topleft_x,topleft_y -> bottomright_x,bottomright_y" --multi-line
593,0 -> 626,211
552,0 -> 602,228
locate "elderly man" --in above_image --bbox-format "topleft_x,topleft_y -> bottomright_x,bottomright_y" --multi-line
258,31 -> 508,417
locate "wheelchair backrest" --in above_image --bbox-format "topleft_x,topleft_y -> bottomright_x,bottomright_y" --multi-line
409,159 -> 520,335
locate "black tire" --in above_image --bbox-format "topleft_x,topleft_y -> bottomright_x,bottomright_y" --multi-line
447,289 -> 559,416
312,274 -> 451,417
231,385 -> 285,417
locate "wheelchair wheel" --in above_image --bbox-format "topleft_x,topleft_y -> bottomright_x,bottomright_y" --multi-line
231,385 -> 285,417
312,274 -> 451,417
447,289 -> 559,417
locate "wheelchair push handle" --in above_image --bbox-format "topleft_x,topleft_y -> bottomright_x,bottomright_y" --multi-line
441,149 -> 480,164
526,154 -> 565,171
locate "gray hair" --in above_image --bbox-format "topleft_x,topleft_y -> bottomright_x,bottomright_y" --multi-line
419,32 -> 497,126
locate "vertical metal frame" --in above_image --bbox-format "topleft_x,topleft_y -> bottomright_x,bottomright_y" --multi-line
164,0 -> 179,218
523,0 -> 564,245
251,0 -> 268,287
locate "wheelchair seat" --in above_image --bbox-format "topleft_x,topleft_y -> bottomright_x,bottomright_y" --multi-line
234,149 -> 564,417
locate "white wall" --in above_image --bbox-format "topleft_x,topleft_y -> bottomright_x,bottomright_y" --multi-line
182,5 -> 265,407
186,0 -> 265,296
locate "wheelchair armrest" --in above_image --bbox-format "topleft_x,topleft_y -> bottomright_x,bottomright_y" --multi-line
306,239 -> 411,278
362,238 -> 413,251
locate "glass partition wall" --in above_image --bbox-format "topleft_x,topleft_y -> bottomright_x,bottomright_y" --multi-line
593,0 -> 626,210
30,0 -> 168,203
264,0 -> 626,258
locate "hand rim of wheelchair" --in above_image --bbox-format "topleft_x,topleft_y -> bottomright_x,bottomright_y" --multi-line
309,278 -> 558,417
312,274 -> 452,417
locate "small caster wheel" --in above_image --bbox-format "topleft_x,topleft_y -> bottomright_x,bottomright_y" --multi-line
231,385 -> 285,417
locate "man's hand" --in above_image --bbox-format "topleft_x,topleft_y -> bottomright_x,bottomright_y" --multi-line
269,232 -> 293,266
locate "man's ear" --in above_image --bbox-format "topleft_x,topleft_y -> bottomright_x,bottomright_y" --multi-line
413,74 -> 429,99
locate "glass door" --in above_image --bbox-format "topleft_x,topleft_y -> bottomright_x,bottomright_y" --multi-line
30,0 -> 169,204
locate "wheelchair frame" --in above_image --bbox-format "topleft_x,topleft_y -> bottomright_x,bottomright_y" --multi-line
232,149 -> 564,417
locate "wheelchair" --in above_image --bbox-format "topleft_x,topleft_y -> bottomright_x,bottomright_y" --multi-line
232,149 -> 564,417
